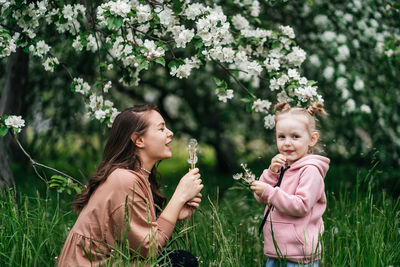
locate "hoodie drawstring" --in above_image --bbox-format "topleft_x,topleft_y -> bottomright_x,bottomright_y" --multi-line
258,166 -> 290,235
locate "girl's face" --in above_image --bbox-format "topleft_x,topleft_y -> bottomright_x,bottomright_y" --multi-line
275,115 -> 318,165
136,111 -> 174,164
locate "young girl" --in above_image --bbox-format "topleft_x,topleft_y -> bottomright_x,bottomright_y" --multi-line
250,102 -> 329,267
58,105 -> 203,266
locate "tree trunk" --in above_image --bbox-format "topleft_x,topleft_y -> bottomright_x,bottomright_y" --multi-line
0,48 -> 29,189
213,137 -> 236,173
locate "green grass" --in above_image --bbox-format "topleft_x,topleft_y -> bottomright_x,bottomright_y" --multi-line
3,138 -> 400,266
0,164 -> 399,267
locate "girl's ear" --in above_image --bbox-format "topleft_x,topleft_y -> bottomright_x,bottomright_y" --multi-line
310,131 -> 319,147
131,133 -> 145,148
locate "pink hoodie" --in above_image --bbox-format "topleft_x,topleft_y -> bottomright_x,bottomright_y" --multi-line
254,154 -> 330,263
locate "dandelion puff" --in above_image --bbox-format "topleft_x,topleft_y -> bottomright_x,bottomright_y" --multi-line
187,138 -> 198,169
233,173 -> 243,180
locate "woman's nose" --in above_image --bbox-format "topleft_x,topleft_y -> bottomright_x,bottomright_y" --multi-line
167,128 -> 174,137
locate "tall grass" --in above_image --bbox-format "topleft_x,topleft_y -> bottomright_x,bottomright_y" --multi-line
0,165 -> 399,266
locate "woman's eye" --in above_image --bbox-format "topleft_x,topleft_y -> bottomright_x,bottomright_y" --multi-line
160,128 -> 165,131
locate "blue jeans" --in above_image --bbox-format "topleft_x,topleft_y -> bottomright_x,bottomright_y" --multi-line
266,258 -> 319,267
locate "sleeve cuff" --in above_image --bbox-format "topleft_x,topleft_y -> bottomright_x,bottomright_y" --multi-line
267,168 -> 280,177
261,184 -> 274,201
157,216 -> 176,238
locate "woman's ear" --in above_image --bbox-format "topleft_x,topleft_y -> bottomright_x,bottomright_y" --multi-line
310,131 -> 319,147
131,133 -> 145,148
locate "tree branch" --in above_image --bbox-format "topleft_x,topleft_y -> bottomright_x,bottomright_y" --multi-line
12,134 -> 85,188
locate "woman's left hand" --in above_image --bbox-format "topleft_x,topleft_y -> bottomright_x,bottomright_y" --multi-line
178,193 -> 202,220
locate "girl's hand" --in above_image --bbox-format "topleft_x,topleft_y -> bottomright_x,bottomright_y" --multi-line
175,168 -> 203,203
270,154 -> 287,173
178,193 -> 202,220
250,181 -> 268,198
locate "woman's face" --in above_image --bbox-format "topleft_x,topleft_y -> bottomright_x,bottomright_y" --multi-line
138,110 -> 174,163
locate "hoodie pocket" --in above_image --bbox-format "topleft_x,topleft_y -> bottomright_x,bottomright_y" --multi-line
264,221 -> 304,257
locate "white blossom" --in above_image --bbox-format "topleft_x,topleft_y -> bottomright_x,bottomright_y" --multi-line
184,3 -> 205,20
323,66 -> 335,80
264,58 -> 280,71
280,25 -> 295,39
43,57 -> 59,72
216,89 -> 234,103
336,77 -> 347,88
232,14 -> 250,30
5,115 -> 25,132
286,47 -> 306,66
288,69 -> 300,80
353,76 -> 364,90
73,78 -> 91,95
246,61 -> 262,76
360,104 -> 371,114
136,4 -> 151,23
345,99 -> 356,112
103,81 -> 112,93
252,99 -> 271,113
337,45 -> 350,61
264,114 -> 275,129
72,36 -> 83,51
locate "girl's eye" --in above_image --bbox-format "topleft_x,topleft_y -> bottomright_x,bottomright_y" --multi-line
278,135 -> 285,139
293,135 -> 299,139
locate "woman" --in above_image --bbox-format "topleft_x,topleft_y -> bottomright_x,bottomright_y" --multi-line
58,105 -> 203,266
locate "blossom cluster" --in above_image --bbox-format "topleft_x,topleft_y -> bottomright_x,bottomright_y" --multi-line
287,0 -> 400,164
71,78 -> 119,127
1,115 -> 25,134
0,0 -> 319,133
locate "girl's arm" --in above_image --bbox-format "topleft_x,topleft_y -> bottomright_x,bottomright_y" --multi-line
253,168 -> 279,203
261,166 -> 324,217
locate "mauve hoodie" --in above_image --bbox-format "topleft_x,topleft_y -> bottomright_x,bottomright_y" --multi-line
254,154 -> 330,263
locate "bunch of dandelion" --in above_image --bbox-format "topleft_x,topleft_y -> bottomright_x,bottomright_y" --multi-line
233,163 -> 257,187
185,138 -> 198,249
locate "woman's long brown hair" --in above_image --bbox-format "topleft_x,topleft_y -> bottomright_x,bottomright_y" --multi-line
72,104 -> 167,213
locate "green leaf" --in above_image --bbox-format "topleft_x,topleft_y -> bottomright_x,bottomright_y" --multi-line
194,38 -> 204,50
246,102 -> 252,113
138,60 -> 149,71
113,17 -> 124,30
172,0 -> 184,14
240,98 -> 252,103
155,57 -> 165,67
271,41 -> 281,49
214,77 -> 223,87
168,60 -> 181,69
0,127 -> 8,137
107,17 -> 123,30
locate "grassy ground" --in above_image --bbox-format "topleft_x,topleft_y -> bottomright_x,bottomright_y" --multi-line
2,139 -> 399,266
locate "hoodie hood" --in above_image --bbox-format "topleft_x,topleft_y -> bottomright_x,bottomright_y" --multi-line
287,154 -> 330,178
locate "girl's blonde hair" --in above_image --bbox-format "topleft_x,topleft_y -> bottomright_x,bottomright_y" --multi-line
274,101 -> 327,153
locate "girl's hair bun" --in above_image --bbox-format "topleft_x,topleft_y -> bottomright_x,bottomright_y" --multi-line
274,102 -> 291,113
307,102 -> 327,116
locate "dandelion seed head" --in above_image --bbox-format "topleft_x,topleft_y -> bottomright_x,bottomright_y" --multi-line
233,173 -> 243,180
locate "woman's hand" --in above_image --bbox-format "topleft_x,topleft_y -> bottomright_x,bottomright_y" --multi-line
250,181 -> 268,198
174,168 -> 203,203
270,154 -> 286,173
178,193 -> 202,220
159,169 -> 203,225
